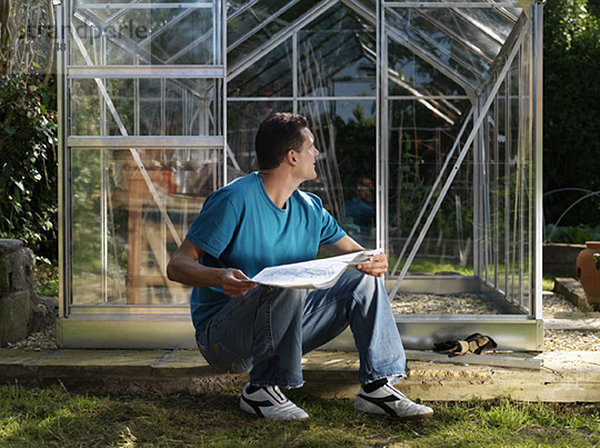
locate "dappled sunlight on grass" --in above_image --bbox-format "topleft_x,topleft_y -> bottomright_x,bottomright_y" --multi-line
1,384 -> 599,447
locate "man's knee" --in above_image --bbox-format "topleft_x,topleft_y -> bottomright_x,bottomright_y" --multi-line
260,286 -> 306,313
347,269 -> 379,288
346,270 -> 386,304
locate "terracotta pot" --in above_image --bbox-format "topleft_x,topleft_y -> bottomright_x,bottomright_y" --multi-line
576,241 -> 600,304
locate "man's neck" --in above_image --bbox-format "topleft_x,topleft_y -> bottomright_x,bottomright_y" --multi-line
259,170 -> 301,209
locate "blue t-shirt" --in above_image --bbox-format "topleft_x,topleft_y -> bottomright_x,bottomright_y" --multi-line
186,172 -> 346,332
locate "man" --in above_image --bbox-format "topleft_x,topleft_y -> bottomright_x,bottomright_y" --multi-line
342,176 -> 376,240
167,113 -> 433,421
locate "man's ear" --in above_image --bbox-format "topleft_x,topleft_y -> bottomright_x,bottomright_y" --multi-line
287,150 -> 297,165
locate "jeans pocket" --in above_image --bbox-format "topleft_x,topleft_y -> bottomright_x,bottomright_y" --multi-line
197,340 -> 251,374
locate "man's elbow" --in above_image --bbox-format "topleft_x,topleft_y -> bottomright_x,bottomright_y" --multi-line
166,260 -> 177,282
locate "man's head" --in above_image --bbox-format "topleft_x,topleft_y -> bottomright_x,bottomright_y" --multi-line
255,113 -> 310,170
355,177 -> 374,204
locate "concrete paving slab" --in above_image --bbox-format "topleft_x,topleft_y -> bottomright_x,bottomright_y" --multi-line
152,349 -> 209,369
30,349 -> 170,367
1,348 -> 599,402
540,351 -> 600,374
0,350 -> 52,365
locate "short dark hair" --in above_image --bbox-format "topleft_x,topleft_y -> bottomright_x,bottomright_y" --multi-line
255,113 -> 309,170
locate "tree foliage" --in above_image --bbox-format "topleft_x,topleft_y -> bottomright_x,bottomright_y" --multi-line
0,73 -> 57,260
0,0 -> 57,261
543,0 -> 600,225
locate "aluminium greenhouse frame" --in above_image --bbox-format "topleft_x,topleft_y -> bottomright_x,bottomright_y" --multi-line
56,0 -> 545,351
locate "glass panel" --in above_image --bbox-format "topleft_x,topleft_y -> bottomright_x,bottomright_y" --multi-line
226,0 -> 257,18
227,101 -> 294,173
388,39 -> 466,97
495,86 -> 509,297
71,147 -> 222,306
227,100 -> 377,247
70,1 -> 216,66
70,78 -> 219,136
452,8 -> 515,43
507,54 -> 520,301
227,0 -> 288,46
227,0 -> 320,69
228,38 -> 293,97
387,99 -> 473,281
384,0 -> 519,5
386,8 -> 485,88
299,100 -> 377,248
483,50 -> 530,307
419,9 -> 502,62
298,3 -> 376,97
519,35 -> 533,312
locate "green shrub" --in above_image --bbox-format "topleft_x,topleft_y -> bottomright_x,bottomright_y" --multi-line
544,0 -> 600,225
545,224 -> 600,244
0,73 -> 58,261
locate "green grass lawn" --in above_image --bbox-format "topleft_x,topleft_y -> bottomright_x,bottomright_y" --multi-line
391,257 -> 557,292
1,384 -> 598,448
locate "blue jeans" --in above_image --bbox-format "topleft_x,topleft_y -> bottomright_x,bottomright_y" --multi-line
195,270 -> 406,388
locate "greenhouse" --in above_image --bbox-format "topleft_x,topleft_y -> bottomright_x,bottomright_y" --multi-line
57,0 -> 544,350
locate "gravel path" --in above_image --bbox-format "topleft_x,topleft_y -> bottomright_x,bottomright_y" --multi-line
6,291 -> 598,352
391,292 -> 497,315
6,326 -> 57,351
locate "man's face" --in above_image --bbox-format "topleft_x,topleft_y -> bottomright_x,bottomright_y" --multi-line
294,127 -> 319,181
356,177 -> 374,203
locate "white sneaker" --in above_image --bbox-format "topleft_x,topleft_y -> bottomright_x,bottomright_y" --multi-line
240,383 -> 309,421
354,383 -> 433,420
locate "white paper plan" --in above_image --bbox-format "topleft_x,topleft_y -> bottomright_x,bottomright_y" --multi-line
251,249 -> 383,289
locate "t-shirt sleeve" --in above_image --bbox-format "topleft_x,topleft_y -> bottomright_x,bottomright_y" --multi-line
186,191 -> 239,258
319,207 -> 346,245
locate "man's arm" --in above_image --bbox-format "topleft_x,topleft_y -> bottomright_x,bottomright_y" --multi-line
323,235 -> 388,278
167,238 -> 257,298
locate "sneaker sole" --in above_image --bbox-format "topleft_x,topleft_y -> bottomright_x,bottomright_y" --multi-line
239,396 -> 259,417
354,396 -> 433,420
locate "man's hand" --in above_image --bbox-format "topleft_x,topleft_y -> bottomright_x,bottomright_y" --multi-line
220,268 -> 257,298
356,252 -> 388,277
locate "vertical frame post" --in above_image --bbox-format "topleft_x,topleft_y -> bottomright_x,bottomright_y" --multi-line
57,0 -> 70,321
532,1 -> 544,322
377,1 -> 389,254
473,98 -> 481,278
293,31 -> 298,114
221,0 -> 228,186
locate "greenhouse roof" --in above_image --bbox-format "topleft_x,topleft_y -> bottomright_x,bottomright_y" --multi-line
226,0 -> 528,97
72,0 -> 531,99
